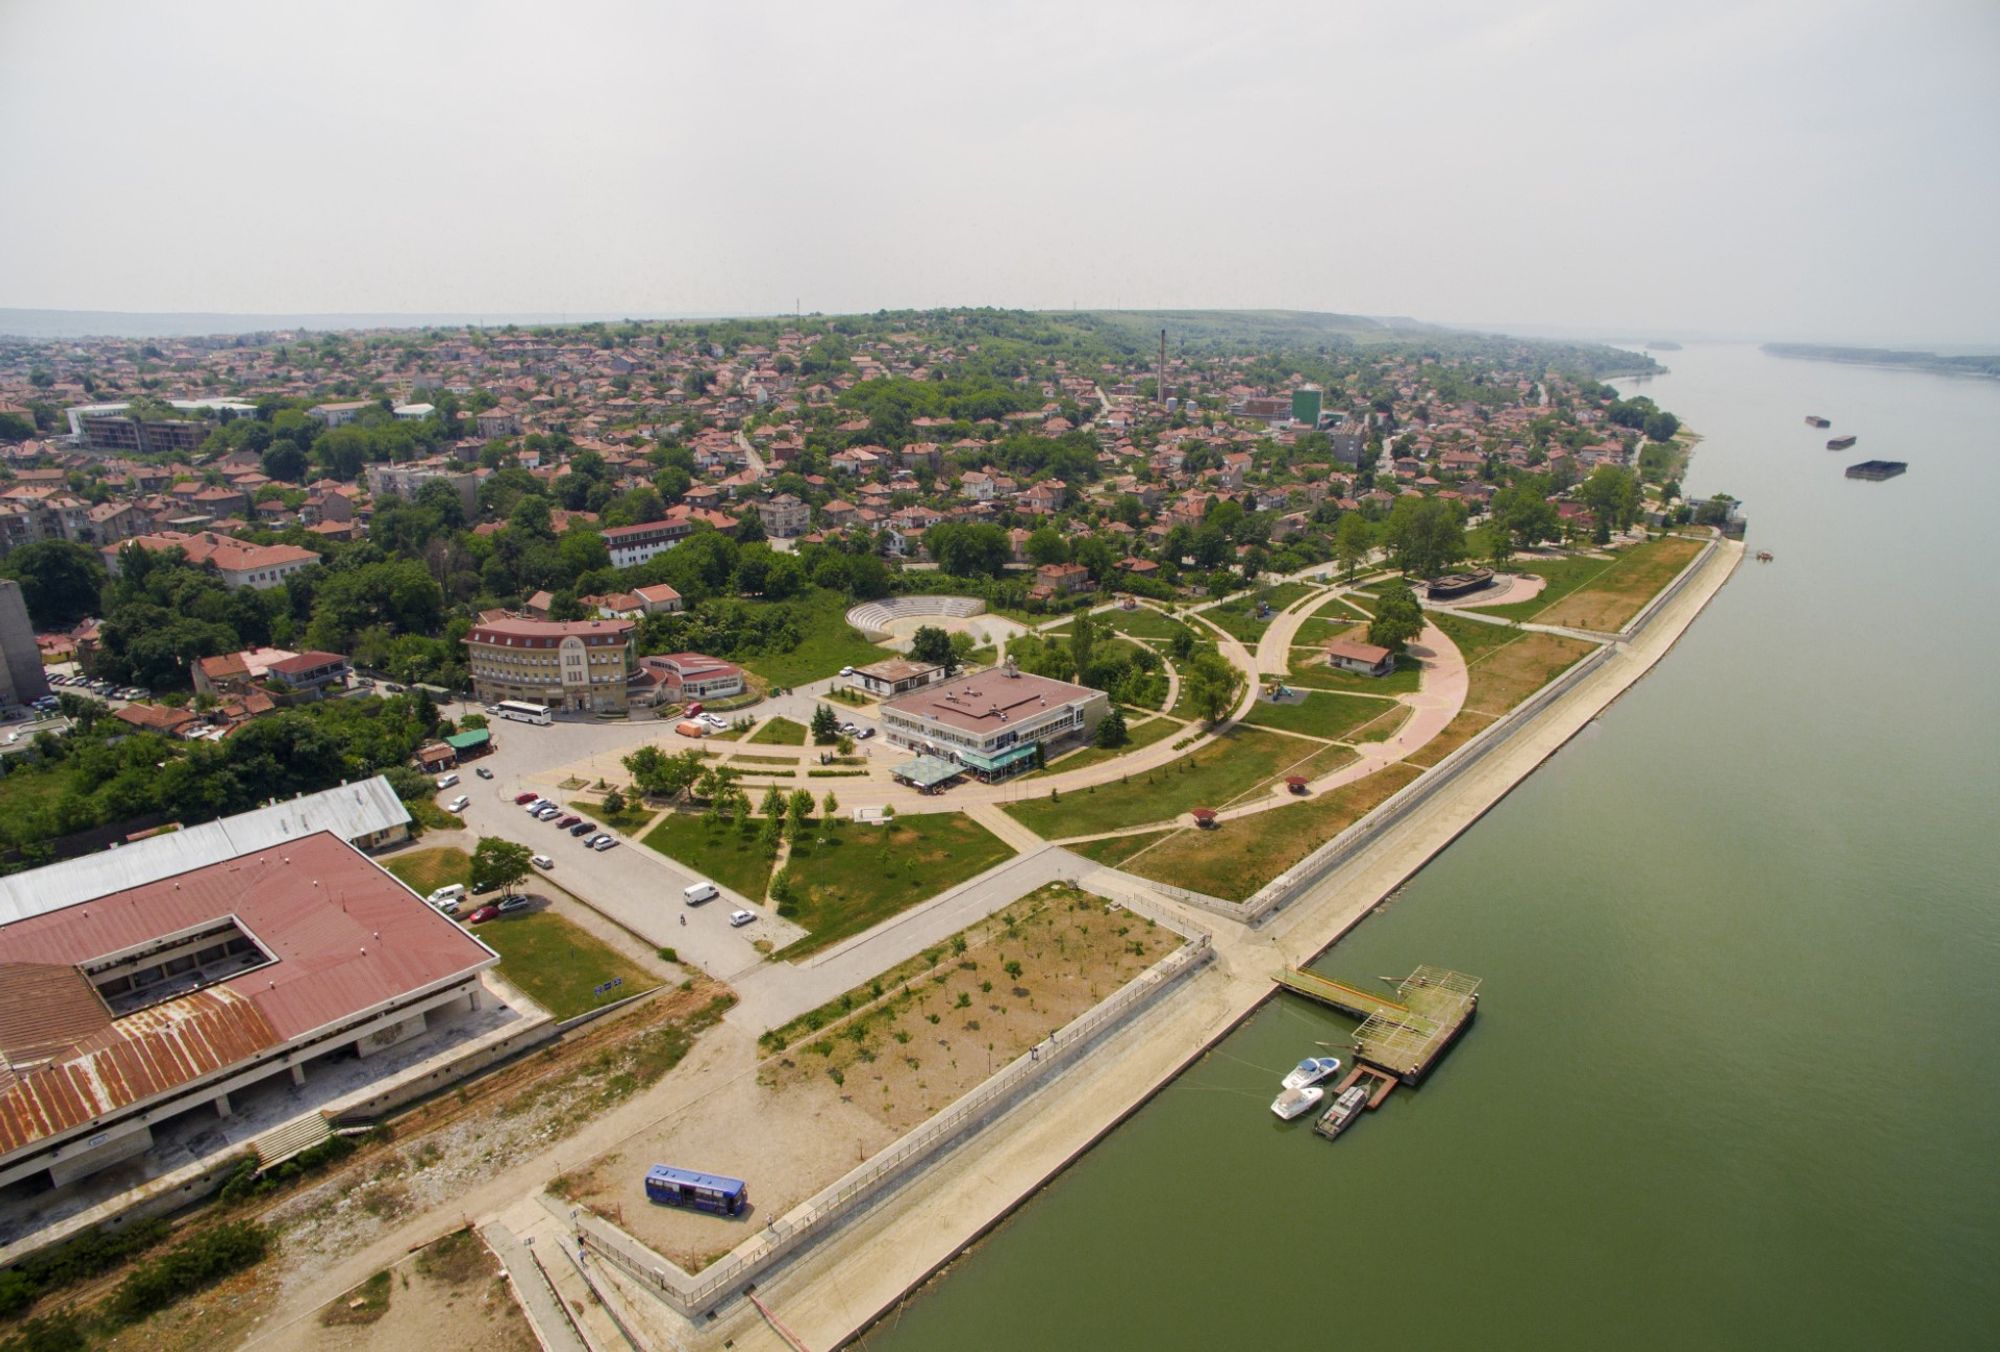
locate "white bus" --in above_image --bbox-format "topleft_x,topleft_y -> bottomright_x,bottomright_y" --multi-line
493,700 -> 553,726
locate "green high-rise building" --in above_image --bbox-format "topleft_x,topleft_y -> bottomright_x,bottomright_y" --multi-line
1291,385 -> 1323,426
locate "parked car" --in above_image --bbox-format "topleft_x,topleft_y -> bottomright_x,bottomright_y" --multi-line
465,904 -> 501,924
700,713 -> 727,730
531,854 -> 554,870
728,909 -> 756,927
568,821 -> 596,837
446,794 -> 470,813
839,722 -> 859,735
581,833 -> 608,849
839,666 -> 855,677
556,814 -> 581,829
436,773 -> 460,790
592,836 -> 619,852
515,791 -> 540,805
536,805 -> 562,820
476,766 -> 494,779
496,894 -> 533,916
856,727 -> 875,739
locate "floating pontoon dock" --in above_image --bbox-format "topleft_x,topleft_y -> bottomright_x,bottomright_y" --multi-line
1272,965 -> 1481,1085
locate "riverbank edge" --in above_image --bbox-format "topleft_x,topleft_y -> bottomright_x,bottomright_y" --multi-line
696,537 -> 1748,1351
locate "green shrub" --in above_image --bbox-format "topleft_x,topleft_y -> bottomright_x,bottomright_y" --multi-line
109,1222 -> 271,1322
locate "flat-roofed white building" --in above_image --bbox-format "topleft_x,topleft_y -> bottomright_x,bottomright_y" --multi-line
878,659 -> 1107,780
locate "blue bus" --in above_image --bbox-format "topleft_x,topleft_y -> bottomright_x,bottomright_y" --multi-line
644,1164 -> 749,1217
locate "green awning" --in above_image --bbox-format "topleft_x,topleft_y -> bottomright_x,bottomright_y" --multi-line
445,729 -> 491,751
893,755 -> 965,788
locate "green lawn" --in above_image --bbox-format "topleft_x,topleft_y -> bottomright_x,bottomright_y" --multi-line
1283,647 -> 1425,695
748,717 -> 807,745
1242,690 -> 1401,740
1033,714 -> 1180,777
1066,830 -> 1174,869
1004,726 -> 1328,837
1461,540 -> 1699,629
1105,606 -> 1196,643
1427,612 -> 1522,664
1312,594 -> 1369,621
642,811 -> 778,900
471,910 -> 657,1019
384,846 -> 471,896
568,796 -> 655,835
776,814 -> 1016,959
738,591 -> 898,687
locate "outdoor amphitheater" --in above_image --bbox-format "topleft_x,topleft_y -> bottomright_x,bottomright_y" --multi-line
845,595 -> 1020,651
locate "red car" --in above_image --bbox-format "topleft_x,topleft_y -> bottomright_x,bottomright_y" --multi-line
466,904 -> 501,924
556,814 -> 581,829
514,791 -> 538,805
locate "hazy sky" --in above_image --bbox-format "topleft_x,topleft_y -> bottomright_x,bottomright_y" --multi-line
3,0 -> 1996,345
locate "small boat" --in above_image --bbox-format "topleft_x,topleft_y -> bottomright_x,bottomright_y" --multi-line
1281,1056 -> 1343,1091
1271,1085 -> 1325,1120
1314,1084 -> 1373,1141
1805,415 -> 1831,428
1826,434 -> 1857,450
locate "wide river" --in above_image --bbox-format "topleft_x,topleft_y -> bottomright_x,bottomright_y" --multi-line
860,344 -> 2000,1350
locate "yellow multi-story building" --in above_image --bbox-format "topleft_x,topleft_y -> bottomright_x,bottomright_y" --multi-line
463,617 -> 634,713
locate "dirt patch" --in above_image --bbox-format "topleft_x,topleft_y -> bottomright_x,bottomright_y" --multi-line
556,885 -> 1179,1270
277,1231 -> 533,1352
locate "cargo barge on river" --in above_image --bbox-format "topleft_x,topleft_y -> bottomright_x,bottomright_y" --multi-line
1845,460 -> 1907,481
1826,434 -> 1858,450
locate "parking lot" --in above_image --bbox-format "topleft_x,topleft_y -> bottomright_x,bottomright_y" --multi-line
439,715 -> 810,982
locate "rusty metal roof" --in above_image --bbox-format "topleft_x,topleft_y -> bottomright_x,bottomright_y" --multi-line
0,832 -> 496,1158
0,963 -> 113,1069
0,987 -> 280,1156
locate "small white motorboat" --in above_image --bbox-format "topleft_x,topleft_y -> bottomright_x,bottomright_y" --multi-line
1281,1056 -> 1343,1091
1270,1085 -> 1325,1121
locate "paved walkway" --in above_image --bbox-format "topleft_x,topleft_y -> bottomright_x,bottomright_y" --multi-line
483,1222 -> 590,1352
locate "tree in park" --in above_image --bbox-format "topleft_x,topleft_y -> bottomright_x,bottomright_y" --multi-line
810,703 -> 840,744
1333,512 -> 1373,582
470,837 -> 532,895
623,745 -> 704,801
910,624 -> 958,676
1490,477 -> 1561,551
1067,610 -> 1098,686
1094,705 -> 1129,749
1381,495 -> 1466,580
1575,465 -> 1642,543
1183,650 -> 1244,726
0,540 -> 105,629
821,790 -> 839,819
1025,525 -> 1068,566
601,786 -> 626,817
1367,583 -> 1424,654
786,788 -> 815,838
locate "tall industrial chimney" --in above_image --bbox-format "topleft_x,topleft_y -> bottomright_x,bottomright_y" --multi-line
1158,328 -> 1167,405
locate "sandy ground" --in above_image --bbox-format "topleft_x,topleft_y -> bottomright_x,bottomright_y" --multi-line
552,886 -> 1175,1268
266,1230 -> 535,1352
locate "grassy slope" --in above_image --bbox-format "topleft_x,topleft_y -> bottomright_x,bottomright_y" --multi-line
642,812 -> 778,899
777,814 -> 1015,959
1005,727 -> 1327,837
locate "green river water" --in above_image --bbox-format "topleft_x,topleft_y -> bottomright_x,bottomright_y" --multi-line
859,344 -> 2000,1351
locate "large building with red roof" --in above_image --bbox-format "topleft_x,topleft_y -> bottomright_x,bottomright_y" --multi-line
464,615 -> 635,713
0,826 -> 494,1191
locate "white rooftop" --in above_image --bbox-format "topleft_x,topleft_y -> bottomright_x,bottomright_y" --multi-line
0,776 -> 411,926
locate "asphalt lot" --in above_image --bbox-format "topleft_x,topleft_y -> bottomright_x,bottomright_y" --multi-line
443,712 -> 808,983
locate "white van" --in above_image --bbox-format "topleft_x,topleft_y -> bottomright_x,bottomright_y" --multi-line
683,881 -> 720,906
427,884 -> 467,914
436,773 -> 460,790
446,794 -> 470,813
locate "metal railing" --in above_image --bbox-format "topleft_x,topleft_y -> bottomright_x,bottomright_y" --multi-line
567,932 -> 1213,1317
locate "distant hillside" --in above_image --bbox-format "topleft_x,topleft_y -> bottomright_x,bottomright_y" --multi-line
1061,308 -> 1657,378
0,307 -> 713,339
1764,342 -> 2000,380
